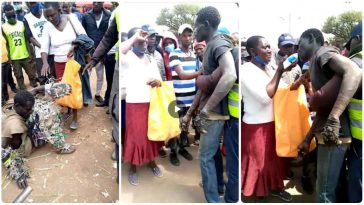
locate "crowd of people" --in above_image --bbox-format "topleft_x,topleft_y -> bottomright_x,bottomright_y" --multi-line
121,6 -> 240,203
1,1 -> 119,192
1,1 -> 362,204
240,23 -> 362,203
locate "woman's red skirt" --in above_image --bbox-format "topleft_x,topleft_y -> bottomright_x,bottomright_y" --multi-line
241,121 -> 285,197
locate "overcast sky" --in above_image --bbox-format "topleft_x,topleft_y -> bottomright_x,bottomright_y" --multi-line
121,0 -> 362,48
120,1 -> 239,33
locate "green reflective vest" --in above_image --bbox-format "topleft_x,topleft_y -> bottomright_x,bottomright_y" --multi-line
349,51 -> 362,140
228,83 -> 239,118
114,6 -> 120,61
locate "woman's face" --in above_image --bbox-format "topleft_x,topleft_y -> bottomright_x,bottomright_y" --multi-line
44,7 -> 60,26
253,38 -> 272,63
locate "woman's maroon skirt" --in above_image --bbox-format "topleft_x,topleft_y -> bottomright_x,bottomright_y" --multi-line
123,103 -> 163,166
241,121 -> 285,197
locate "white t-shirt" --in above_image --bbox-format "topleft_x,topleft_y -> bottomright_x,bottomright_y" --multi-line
40,14 -> 86,63
24,10 -> 47,58
96,12 -> 103,29
240,62 -> 276,124
121,51 -> 162,103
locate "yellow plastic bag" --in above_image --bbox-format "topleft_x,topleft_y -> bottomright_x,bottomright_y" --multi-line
148,81 -> 181,141
273,85 -> 316,157
56,59 -> 83,109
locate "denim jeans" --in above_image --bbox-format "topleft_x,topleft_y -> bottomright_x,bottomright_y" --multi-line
316,143 -> 349,202
223,118 -> 239,203
199,119 -> 225,203
347,138 -> 362,202
81,71 -> 92,105
214,147 -> 225,194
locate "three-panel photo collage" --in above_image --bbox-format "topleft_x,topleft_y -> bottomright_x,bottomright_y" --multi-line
0,0 -> 362,203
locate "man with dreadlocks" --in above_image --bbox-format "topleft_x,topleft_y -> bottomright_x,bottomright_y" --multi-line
2,83 -> 75,189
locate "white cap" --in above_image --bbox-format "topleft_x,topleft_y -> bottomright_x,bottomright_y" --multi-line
178,24 -> 193,35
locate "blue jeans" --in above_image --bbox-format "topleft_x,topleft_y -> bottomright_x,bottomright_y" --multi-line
199,120 -> 225,203
81,71 -> 92,105
316,143 -> 349,202
223,118 -> 239,203
214,147 -> 225,194
347,138 -> 362,202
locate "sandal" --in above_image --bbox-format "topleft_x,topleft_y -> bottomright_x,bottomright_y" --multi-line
151,166 -> 163,178
57,143 -> 76,154
128,172 -> 138,186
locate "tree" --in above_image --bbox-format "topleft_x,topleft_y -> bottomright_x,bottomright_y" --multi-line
156,4 -> 202,36
322,11 -> 362,48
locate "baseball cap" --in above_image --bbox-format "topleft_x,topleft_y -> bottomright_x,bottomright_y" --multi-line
344,22 -> 362,49
141,24 -> 158,36
217,26 -> 230,35
178,24 -> 193,35
278,33 -> 295,47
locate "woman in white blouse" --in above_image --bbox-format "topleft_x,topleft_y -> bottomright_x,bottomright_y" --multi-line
240,36 -> 297,201
121,28 -> 164,186
40,2 -> 86,130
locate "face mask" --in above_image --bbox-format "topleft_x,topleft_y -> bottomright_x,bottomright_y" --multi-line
132,47 -> 145,56
7,17 -> 17,25
31,3 -> 44,15
254,55 -> 267,66
165,44 -> 175,54
14,4 -> 22,12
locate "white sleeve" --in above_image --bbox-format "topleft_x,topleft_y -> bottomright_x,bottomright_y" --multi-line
40,24 -> 50,54
241,65 -> 272,105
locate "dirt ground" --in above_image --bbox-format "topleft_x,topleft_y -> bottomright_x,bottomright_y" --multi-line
1,69 -> 119,203
122,134 -> 316,203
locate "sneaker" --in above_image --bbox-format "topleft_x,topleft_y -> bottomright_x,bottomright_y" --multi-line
271,190 -> 292,202
128,172 -> 138,186
169,152 -> 180,166
95,95 -> 104,104
178,149 -> 193,161
151,166 -> 163,178
57,143 -> 76,154
301,175 -> 314,194
70,121 -> 78,130
96,102 -> 107,107
159,148 -> 167,158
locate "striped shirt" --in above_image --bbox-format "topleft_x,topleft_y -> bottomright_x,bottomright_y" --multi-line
169,48 -> 197,107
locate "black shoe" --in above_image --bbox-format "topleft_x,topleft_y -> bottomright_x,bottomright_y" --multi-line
169,152 -> 180,166
96,102 -> 107,107
83,103 -> 89,107
95,95 -> 104,104
178,149 -> 193,161
159,148 -> 167,158
301,175 -> 313,194
106,109 -> 110,115
271,190 -> 292,202
11,87 -> 18,93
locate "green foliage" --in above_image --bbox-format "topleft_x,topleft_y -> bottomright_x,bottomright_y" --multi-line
322,11 -> 362,47
156,4 -> 202,35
